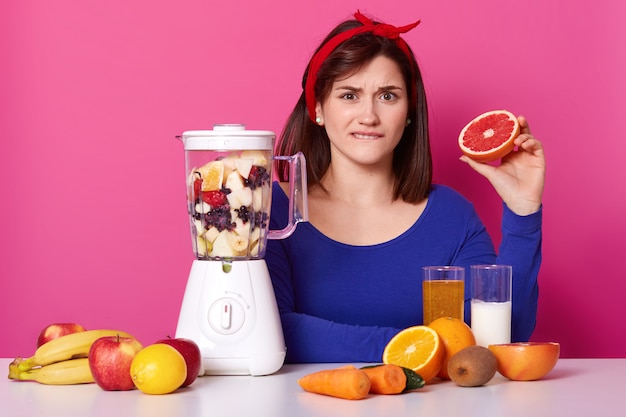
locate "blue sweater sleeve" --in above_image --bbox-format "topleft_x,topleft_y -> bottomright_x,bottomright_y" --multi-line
496,204 -> 542,341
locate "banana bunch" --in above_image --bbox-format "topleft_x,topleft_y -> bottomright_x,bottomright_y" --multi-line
9,358 -> 94,385
8,329 -> 135,385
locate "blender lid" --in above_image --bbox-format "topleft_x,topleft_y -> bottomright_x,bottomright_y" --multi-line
180,124 -> 275,151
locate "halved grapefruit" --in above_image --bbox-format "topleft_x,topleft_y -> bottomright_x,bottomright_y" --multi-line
458,110 -> 520,162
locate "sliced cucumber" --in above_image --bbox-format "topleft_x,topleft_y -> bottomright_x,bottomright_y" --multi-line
400,367 -> 425,391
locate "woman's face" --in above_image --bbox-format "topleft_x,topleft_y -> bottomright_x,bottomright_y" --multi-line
316,55 -> 409,169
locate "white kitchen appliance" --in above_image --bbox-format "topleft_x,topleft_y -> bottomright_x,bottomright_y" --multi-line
175,124 -> 307,376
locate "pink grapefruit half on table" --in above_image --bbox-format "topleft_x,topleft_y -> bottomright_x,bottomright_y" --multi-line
458,110 -> 520,162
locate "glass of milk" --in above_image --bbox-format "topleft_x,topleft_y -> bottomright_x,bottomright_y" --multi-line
470,265 -> 512,346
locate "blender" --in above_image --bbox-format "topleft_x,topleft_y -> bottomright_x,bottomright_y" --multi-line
175,124 -> 307,376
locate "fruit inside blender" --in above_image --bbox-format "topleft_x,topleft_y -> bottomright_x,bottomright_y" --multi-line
188,150 -> 272,260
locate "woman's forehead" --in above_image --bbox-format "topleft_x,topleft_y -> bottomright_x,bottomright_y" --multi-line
332,56 -> 406,88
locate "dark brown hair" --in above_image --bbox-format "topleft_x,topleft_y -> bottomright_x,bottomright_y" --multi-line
275,18 -> 432,203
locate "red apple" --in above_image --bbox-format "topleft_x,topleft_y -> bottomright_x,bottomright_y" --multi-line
156,337 -> 202,387
37,323 -> 86,347
88,335 -> 143,391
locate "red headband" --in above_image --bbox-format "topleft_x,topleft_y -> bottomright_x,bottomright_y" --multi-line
305,10 -> 421,122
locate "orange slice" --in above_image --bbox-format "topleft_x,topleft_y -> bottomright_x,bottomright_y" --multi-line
197,160 -> 224,192
458,109 -> 520,162
382,325 -> 444,383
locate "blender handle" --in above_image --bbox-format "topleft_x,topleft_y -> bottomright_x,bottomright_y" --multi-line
268,152 -> 309,240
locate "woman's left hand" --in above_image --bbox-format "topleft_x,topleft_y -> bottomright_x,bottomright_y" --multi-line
460,115 -> 545,216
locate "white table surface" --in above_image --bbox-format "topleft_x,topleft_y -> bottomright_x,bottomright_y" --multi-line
2,358 -> 624,417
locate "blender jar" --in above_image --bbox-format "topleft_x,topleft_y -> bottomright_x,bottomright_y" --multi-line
179,124 -> 306,260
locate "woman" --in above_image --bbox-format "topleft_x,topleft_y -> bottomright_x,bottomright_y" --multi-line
266,11 -> 545,363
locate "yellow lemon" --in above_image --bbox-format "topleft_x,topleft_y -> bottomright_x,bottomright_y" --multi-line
130,344 -> 187,395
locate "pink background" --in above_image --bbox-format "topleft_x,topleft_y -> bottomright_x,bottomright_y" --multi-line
2,0 -> 625,359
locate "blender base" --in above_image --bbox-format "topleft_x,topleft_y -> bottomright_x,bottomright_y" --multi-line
175,259 -> 286,376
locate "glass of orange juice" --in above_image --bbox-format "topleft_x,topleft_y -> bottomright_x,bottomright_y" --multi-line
422,266 -> 465,325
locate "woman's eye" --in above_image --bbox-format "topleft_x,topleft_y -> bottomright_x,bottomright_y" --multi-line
381,92 -> 397,101
341,93 -> 357,100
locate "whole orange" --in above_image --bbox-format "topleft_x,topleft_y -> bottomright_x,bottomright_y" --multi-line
488,342 -> 560,381
428,317 -> 476,380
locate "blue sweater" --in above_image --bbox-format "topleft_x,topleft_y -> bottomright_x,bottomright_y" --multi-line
266,182 -> 541,363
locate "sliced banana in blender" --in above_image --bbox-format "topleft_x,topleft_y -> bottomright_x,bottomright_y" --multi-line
228,233 -> 249,253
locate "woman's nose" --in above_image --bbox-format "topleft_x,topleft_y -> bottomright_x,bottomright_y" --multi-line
357,100 -> 380,125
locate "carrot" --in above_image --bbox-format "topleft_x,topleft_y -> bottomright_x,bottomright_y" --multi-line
297,367 -> 371,400
361,364 -> 407,395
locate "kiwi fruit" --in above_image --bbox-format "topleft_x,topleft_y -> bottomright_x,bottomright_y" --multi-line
447,345 -> 497,387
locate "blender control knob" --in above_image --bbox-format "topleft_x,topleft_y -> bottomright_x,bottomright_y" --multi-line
208,297 -> 245,335
221,302 -> 232,329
